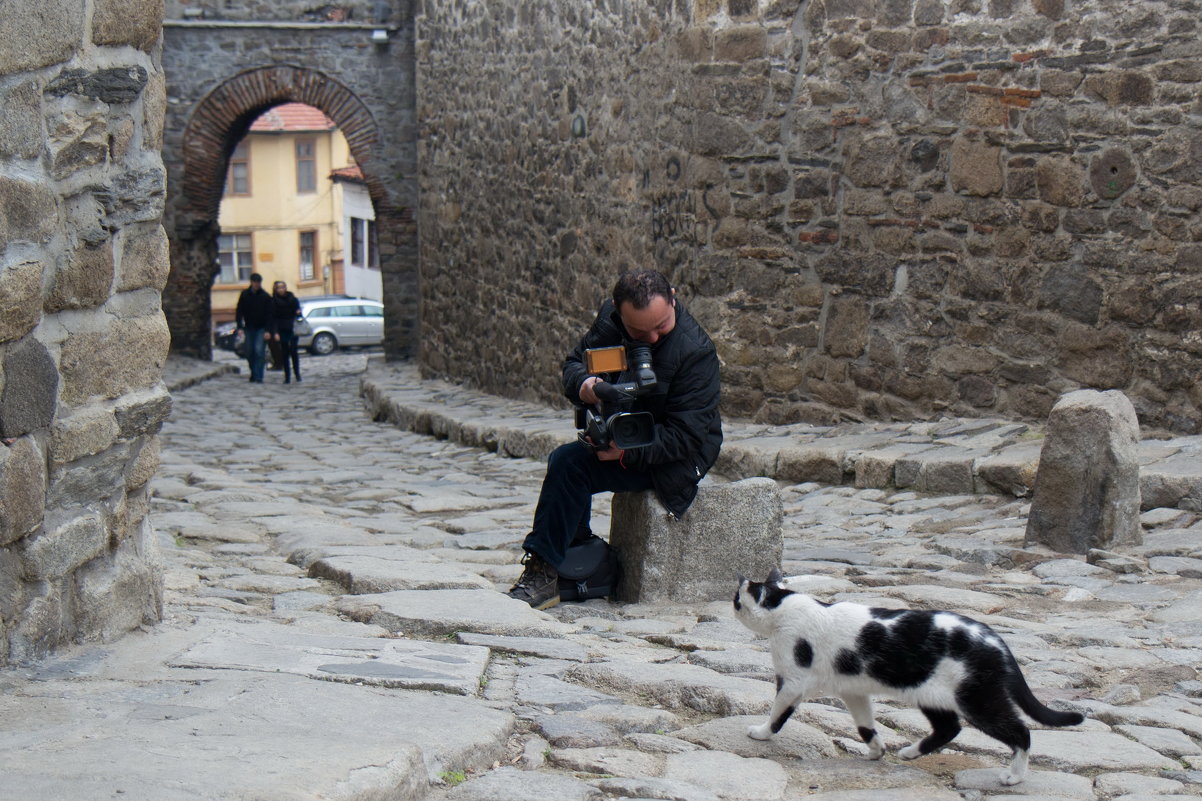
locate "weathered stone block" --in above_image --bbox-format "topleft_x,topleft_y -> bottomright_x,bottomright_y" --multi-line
1090,148 -> 1137,200
46,442 -> 131,512
45,239 -> 115,312
0,436 -> 46,546
951,138 -> 1003,197
142,70 -> 166,151
714,26 -> 767,61
47,108 -> 109,181
1025,390 -> 1141,553
116,224 -> 170,292
609,478 -> 783,603
0,0 -> 83,74
777,445 -> 844,484
59,315 -> 170,406
0,80 -> 44,160
7,585 -> 63,663
1084,71 -> 1154,106
824,294 -> 869,358
0,177 -> 58,251
124,436 -> 160,491
50,408 -> 120,467
0,338 -> 58,439
45,66 -> 150,105
92,0 -> 163,52
74,534 -> 163,640
1036,156 -> 1086,207
0,262 -> 44,344
20,513 -> 107,580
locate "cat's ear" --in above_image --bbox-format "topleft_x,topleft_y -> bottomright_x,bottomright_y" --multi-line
736,573 -> 747,586
767,567 -> 784,585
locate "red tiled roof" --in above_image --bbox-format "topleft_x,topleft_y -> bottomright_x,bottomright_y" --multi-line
250,103 -> 337,132
330,165 -> 365,182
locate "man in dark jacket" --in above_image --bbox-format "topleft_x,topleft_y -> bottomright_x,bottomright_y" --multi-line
507,269 -> 722,609
235,273 -> 275,383
270,280 -> 303,384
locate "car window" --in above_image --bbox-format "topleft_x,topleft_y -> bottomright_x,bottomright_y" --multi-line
307,307 -> 332,318
333,305 -> 361,317
364,304 -> 383,317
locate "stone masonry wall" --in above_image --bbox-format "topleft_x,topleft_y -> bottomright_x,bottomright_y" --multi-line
416,0 -> 1202,433
0,0 -> 169,664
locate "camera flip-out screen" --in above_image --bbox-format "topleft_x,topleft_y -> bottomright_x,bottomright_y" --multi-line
585,346 -> 627,374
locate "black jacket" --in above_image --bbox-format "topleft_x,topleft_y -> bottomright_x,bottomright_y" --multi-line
563,299 -> 722,518
271,292 -> 302,334
236,287 -> 275,332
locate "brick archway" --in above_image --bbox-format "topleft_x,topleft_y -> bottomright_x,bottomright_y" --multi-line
180,65 -> 381,226
161,18 -> 418,361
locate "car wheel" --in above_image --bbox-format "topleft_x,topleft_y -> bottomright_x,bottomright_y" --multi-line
310,332 -> 337,355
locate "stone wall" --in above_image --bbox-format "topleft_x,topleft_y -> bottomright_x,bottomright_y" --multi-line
165,0 -> 395,23
161,2 -> 417,359
416,0 -> 1202,433
0,0 -> 169,664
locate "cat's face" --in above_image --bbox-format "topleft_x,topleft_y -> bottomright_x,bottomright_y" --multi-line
733,569 -> 786,635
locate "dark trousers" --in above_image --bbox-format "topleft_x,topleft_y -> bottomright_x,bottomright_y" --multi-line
245,327 -> 267,381
279,330 -> 300,380
522,441 -> 655,569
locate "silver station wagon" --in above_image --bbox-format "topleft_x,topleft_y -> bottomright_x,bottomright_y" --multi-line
295,296 -> 385,355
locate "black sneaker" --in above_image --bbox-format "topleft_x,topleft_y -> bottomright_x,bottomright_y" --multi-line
507,552 -> 560,610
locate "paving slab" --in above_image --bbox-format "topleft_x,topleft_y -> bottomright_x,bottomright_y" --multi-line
309,554 -> 494,592
0,671 -> 511,801
167,623 -> 490,694
662,750 -> 788,801
334,589 -> 575,638
671,714 -> 838,760
567,659 -> 772,716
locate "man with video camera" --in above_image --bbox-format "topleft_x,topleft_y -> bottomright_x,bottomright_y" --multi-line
507,269 -> 723,609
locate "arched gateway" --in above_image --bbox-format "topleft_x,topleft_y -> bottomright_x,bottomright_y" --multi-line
161,11 -> 417,359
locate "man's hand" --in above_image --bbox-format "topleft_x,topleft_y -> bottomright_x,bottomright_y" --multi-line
579,376 -> 601,406
595,443 -> 624,462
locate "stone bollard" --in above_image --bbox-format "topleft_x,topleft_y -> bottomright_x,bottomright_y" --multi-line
608,477 -> 783,603
1024,390 -> 1142,554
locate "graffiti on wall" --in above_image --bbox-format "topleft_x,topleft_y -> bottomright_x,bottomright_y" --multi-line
644,155 -> 717,246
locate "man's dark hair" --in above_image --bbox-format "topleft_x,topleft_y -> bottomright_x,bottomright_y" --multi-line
613,269 -> 672,310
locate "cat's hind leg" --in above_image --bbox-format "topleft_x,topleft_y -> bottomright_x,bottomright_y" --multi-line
748,675 -> 806,740
962,706 -> 1031,785
898,707 -> 961,760
841,694 -> 884,759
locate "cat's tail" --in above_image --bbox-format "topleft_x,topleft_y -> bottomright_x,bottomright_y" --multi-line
1006,654 -> 1085,727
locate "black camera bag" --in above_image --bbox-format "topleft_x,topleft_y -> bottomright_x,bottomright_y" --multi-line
557,534 -> 621,601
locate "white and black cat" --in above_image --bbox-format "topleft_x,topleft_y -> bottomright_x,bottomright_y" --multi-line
733,569 -> 1084,785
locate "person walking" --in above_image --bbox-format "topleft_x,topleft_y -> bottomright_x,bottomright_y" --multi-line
235,273 -> 275,383
271,280 -> 303,384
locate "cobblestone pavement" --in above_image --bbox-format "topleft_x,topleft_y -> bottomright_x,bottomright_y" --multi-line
6,352 -> 1201,800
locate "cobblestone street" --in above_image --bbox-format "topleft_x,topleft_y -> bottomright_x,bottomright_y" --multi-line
4,353 -> 1201,800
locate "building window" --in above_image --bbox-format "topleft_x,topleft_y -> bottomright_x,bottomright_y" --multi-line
350,218 -> 379,268
299,231 -> 316,281
225,140 -> 250,196
217,233 -> 254,284
295,138 -> 316,194
350,217 -> 365,266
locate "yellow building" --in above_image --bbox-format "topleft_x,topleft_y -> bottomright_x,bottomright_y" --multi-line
212,103 -> 350,324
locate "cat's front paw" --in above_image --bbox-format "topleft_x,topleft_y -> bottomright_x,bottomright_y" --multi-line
747,723 -> 774,741
897,743 -> 922,760
865,740 -> 885,760
999,770 -> 1024,786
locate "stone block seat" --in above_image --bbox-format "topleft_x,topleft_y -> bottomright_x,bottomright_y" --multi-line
608,477 -> 783,603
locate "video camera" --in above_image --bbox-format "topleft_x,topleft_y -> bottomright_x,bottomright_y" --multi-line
575,344 -> 657,451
